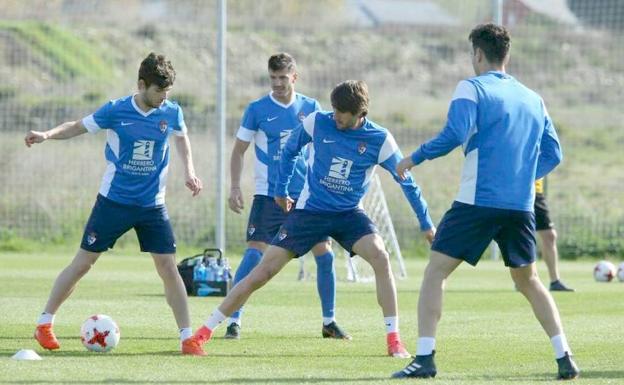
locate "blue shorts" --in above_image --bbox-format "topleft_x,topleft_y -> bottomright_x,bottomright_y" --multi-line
271,208 -> 377,257
431,201 -> 536,268
246,195 -> 288,243
80,194 -> 176,254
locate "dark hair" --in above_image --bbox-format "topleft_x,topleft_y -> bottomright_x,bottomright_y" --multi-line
268,52 -> 297,72
138,52 -> 176,88
330,80 -> 369,117
469,23 -> 510,64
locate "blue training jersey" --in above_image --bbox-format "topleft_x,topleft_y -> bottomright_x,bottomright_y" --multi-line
410,71 -> 562,211
236,92 -> 321,199
276,111 -> 434,231
82,95 -> 187,207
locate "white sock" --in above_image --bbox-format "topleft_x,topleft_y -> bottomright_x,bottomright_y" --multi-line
416,337 -> 436,356
204,309 -> 227,330
38,312 -> 55,325
229,317 -> 241,327
323,317 -> 335,326
179,327 -> 192,341
551,334 -> 571,359
384,316 -> 398,334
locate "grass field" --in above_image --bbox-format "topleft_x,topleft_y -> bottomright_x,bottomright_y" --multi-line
1,251 -> 623,385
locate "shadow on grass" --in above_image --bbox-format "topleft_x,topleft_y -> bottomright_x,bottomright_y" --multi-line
6,371 -> 624,384
0,377 -> 386,384
1,348 -> 385,359
445,369 -> 624,382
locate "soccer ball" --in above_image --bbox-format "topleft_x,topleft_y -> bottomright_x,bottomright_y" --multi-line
593,260 -> 616,282
80,314 -> 120,352
617,262 -> 624,282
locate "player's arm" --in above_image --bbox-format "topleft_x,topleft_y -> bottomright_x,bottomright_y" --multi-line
173,134 -> 202,197
24,120 -> 87,147
397,81 -> 476,178
274,114 -> 314,211
379,136 -> 435,242
535,102 -> 563,179
229,138 -> 251,213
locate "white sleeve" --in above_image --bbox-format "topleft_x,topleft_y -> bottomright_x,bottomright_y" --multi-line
302,111 -> 318,137
451,80 -> 478,102
236,126 -> 255,142
82,115 -> 102,133
378,132 -> 399,164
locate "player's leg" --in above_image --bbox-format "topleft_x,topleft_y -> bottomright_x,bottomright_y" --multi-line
394,202 -> 495,378
192,209 -> 329,349
534,194 -> 573,291
311,240 -> 350,339
391,251 -> 461,378
35,195 -> 129,350
135,204 -> 202,354
351,233 -> 410,358
503,209 -> 579,379
418,250 -> 462,338
538,229 -> 573,291
510,263 -> 579,379
539,228 -> 560,282
35,248 -> 101,350
191,246 -> 294,346
225,240 -> 266,338
226,196 -> 283,338
150,254 -> 191,325
510,263 -> 562,336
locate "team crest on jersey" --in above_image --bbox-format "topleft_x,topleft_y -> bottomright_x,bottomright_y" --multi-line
298,112 -> 306,122
248,224 -> 256,237
159,120 -> 168,133
357,142 -> 367,155
277,228 -> 288,241
86,232 -> 97,246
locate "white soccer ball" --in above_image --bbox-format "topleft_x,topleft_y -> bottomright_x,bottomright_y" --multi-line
617,262 -> 624,282
593,260 -> 616,282
80,314 -> 120,352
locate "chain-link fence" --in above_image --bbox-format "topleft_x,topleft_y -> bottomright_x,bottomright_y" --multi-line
1,0 -> 622,257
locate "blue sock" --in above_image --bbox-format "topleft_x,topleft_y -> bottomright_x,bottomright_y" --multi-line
314,251 -> 336,319
230,248 -> 263,321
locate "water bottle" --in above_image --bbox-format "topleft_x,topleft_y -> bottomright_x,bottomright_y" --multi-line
215,264 -> 224,282
193,261 -> 206,282
221,257 -> 231,281
206,258 -> 216,281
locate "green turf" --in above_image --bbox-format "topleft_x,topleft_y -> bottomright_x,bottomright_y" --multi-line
1,252 -> 623,384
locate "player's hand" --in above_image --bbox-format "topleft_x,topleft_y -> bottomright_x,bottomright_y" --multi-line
275,196 -> 294,213
396,157 -> 415,180
24,130 -> 47,147
185,174 -> 202,197
228,187 -> 244,213
422,227 -> 436,245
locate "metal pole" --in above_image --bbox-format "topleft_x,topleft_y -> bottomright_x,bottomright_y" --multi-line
493,0 -> 503,25
216,0 -> 227,253
490,0 -> 504,260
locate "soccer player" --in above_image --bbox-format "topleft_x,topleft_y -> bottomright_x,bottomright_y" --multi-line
226,53 -> 349,340
24,53 -> 206,356
392,24 -> 579,380
189,80 -> 435,358
535,178 -> 574,292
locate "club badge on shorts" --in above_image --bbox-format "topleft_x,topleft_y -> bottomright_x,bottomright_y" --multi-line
87,232 -> 97,245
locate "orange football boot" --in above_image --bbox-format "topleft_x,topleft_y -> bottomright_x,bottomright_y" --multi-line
387,332 -> 410,358
34,323 -> 60,350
